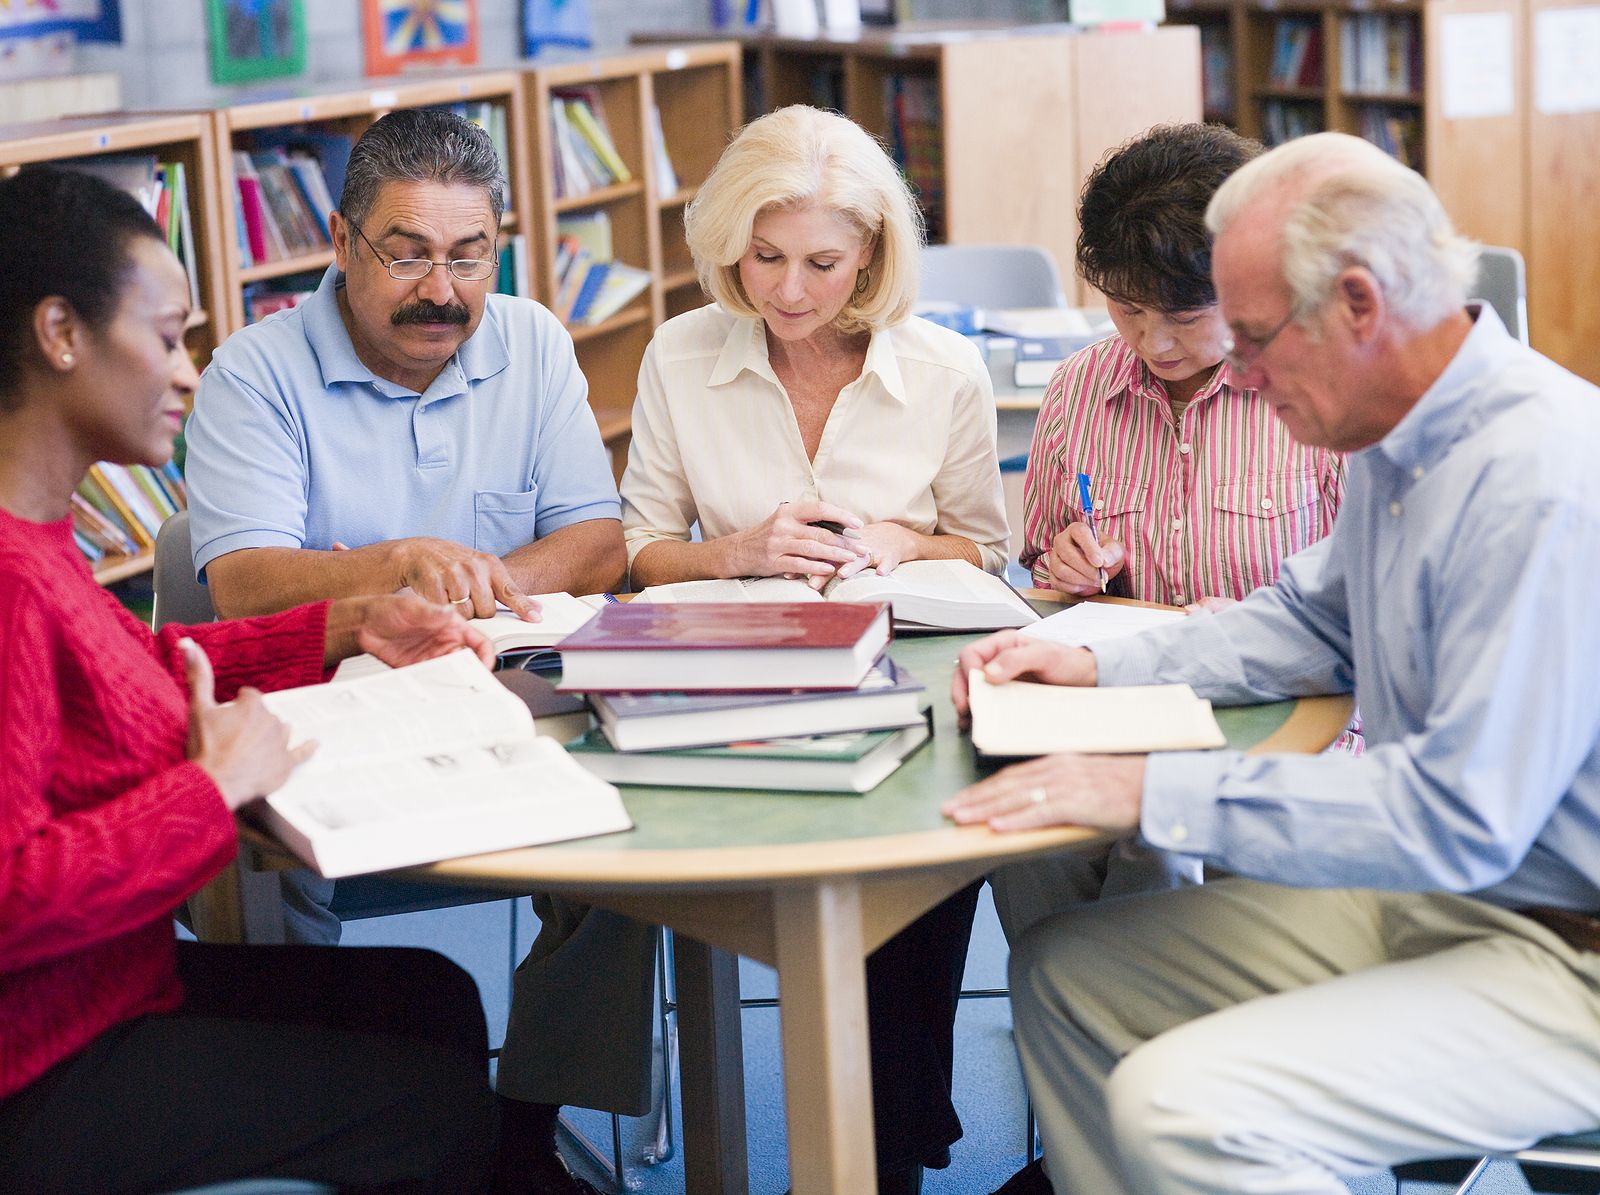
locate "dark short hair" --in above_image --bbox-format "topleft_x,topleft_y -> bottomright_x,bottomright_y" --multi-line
1077,123 -> 1263,312
339,107 -> 506,228
0,166 -> 164,407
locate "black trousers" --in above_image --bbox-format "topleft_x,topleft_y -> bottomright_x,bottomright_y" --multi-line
0,941 -> 497,1195
866,879 -> 985,1173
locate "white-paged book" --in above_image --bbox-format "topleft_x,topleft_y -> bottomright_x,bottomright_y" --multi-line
635,559 -> 1039,632
967,670 -> 1226,757
1019,601 -> 1186,647
254,649 -> 632,878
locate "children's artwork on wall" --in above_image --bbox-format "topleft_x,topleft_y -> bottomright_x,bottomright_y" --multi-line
523,0 -> 592,56
205,0 -> 307,85
363,0 -> 479,76
0,0 -> 120,42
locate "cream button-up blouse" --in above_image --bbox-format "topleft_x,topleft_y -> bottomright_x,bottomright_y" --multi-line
620,304 -> 1010,577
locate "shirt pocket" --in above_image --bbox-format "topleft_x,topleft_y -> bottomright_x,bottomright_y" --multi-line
474,486 -> 540,556
1083,476 -> 1148,545
1211,472 -> 1323,594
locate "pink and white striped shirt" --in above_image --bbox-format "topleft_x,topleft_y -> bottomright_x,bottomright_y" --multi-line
1020,335 -> 1344,606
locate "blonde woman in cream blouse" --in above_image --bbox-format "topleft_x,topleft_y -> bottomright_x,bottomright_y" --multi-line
621,104 -> 1008,593
618,105 -> 1008,1195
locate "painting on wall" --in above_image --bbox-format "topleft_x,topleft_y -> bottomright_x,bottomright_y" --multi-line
0,0 -> 121,43
205,0 -> 307,85
522,0 -> 591,56
363,0 -> 479,76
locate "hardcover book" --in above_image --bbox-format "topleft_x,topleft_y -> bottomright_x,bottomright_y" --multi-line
555,601 -> 891,692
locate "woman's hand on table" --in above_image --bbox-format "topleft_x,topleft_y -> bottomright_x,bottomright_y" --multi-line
182,639 -> 313,811
942,752 -> 1145,833
726,500 -> 868,584
950,631 -> 1097,727
325,593 -> 497,670
1045,523 -> 1126,596
831,521 -> 918,582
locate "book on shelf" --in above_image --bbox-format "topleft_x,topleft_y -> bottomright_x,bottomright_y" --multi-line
557,210 -> 613,261
1013,334 -> 1102,388
566,259 -> 612,324
647,102 -> 679,196
253,648 -> 633,879
1200,24 -> 1235,113
549,98 -> 591,199
243,273 -> 321,324
64,154 -> 202,309
1269,16 -> 1323,89
591,655 -> 927,752
577,263 -> 651,326
1261,100 -> 1325,146
497,234 -> 532,299
967,671 -> 1225,759
549,89 -> 630,194
635,559 -> 1040,633
555,601 -> 892,693
567,715 -> 933,794
553,248 -> 596,322
883,73 -> 944,242
1340,13 -> 1420,96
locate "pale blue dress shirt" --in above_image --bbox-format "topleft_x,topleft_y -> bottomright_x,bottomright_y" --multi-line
185,266 -> 619,579
1093,307 -> 1600,910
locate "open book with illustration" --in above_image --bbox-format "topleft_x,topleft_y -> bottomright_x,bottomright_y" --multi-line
635,558 -> 1039,632
253,649 -> 632,878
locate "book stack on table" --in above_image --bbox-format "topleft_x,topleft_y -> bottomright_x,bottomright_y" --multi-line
554,601 -> 935,794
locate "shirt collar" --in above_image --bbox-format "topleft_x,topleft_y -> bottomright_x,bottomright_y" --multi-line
300,265 -> 510,399
706,314 -> 907,404
1373,304 -> 1508,473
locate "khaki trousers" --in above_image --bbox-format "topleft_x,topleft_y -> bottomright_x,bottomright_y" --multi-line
1010,878 -> 1600,1195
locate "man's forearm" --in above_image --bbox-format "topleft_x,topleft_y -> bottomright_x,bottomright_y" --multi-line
206,545 -> 404,618
503,518 -> 626,596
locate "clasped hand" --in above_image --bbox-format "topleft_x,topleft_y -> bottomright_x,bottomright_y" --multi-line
732,500 -> 869,587
942,629 -> 1144,835
385,536 -> 540,621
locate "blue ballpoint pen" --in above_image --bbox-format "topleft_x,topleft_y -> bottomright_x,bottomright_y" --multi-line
1076,471 -> 1108,593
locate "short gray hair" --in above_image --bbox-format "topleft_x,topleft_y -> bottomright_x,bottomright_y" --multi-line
339,107 -> 506,227
1206,132 -> 1478,330
684,105 -> 923,334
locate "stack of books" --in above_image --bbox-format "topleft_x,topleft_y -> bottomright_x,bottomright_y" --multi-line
549,87 -> 631,198
555,601 -> 935,794
73,461 -> 186,567
551,210 -> 652,326
232,147 -> 338,267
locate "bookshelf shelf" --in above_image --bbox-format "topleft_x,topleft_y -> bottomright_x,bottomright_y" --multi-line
635,24 -> 1201,303
552,180 -> 647,213
662,268 -> 700,291
657,186 -> 697,209
238,249 -> 336,284
93,552 -> 155,586
568,306 -> 653,343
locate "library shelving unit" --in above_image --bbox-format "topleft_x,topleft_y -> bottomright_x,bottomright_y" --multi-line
208,70 -> 535,339
0,111 -> 228,585
524,42 -> 742,476
634,24 -> 1202,304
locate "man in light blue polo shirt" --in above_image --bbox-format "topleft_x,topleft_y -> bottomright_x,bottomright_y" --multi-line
186,108 -> 634,1195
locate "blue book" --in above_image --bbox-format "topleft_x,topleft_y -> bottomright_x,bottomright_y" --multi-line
567,259 -> 612,324
590,657 -> 926,752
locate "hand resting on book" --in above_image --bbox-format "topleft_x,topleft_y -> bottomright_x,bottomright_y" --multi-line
949,629 -> 1098,727
182,637 -> 313,811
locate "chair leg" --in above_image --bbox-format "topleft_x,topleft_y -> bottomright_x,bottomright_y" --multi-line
1447,1157 -> 1492,1194
644,927 -> 678,1166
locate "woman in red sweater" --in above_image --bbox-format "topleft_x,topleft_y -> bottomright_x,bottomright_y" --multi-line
0,167 -> 503,1192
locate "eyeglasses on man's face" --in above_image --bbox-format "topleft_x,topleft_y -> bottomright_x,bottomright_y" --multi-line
1220,308 -> 1297,375
348,221 -> 499,282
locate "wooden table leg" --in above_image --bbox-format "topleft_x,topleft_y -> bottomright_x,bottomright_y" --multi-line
674,934 -> 749,1195
773,877 -> 875,1195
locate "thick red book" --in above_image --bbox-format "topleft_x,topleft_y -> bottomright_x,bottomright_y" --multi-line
555,601 -> 891,693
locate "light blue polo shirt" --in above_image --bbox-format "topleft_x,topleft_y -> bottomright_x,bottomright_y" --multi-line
185,266 -> 620,579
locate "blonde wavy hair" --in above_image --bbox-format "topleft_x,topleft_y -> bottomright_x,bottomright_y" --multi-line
684,105 -> 923,334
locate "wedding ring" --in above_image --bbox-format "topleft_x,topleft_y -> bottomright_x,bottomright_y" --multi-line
1026,786 -> 1048,806
450,597 -> 471,608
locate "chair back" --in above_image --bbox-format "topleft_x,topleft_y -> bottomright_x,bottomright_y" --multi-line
152,509 -> 215,629
1472,245 -> 1529,345
919,243 -> 1069,310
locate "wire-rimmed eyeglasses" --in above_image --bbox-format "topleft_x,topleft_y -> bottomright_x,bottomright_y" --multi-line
348,221 -> 498,282
1219,308 -> 1297,374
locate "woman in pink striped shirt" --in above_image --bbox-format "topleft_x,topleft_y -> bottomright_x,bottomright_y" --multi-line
1021,124 -> 1343,611
991,125 -> 1345,1195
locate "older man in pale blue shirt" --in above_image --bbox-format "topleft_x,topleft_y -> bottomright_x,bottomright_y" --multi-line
947,134 -> 1600,1195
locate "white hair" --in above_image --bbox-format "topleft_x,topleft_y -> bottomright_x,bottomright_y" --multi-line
1206,132 -> 1478,330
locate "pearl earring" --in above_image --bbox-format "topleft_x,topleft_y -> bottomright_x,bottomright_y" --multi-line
59,353 -> 75,368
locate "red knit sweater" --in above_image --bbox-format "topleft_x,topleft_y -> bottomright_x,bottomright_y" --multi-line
0,508 -> 331,1099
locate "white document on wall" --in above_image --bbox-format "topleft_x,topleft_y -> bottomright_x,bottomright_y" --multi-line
1020,602 -> 1185,647
1535,6 -> 1600,114
1439,12 -> 1515,120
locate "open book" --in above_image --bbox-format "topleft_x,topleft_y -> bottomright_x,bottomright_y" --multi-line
635,559 -> 1039,632
967,671 -> 1226,757
254,649 -> 632,878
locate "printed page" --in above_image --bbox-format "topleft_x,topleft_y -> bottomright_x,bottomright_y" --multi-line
1020,602 -> 1185,647
634,576 -> 823,603
829,559 -> 1038,626
468,591 -> 599,649
262,648 -> 532,766
968,671 -> 1225,755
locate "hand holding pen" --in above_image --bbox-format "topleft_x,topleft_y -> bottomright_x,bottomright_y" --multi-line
1043,473 -> 1126,597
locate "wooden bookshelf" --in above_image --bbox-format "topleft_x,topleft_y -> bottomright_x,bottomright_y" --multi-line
0,112 -> 227,586
209,70 -> 535,337
525,42 -> 743,477
634,25 -> 1203,303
